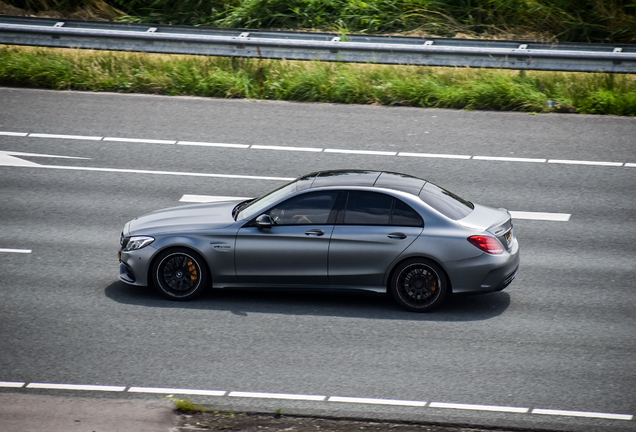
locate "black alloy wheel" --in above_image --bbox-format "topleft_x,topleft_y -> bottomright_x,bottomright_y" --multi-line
152,248 -> 208,300
391,259 -> 448,312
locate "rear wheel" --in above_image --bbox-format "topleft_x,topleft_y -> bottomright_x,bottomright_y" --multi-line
151,248 -> 208,300
390,259 -> 448,312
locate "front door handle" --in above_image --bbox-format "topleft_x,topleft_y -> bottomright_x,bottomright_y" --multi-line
388,232 -> 407,239
305,229 -> 325,236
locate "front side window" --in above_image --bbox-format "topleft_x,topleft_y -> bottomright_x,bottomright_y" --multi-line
269,192 -> 338,225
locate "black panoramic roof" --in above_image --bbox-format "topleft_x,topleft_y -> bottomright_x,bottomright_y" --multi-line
297,170 -> 427,196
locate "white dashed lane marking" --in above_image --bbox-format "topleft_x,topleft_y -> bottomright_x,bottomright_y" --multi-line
1,381 -> 632,421
179,195 -> 572,222
0,248 -> 32,254
0,130 -> 632,168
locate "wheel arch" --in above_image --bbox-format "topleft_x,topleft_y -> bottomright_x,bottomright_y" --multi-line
385,255 -> 453,294
147,243 -> 213,291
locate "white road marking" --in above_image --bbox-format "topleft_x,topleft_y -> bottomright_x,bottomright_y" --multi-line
399,152 -> 471,160
509,211 -> 571,221
548,159 -> 623,167
181,195 -> 572,222
178,140 -> 249,149
429,402 -> 529,413
324,148 -> 397,156
26,383 -> 126,392
29,133 -> 102,141
328,396 -> 426,407
229,391 -> 327,401
129,387 -> 226,396
35,164 -> 295,181
251,145 -> 323,152
532,408 -> 633,421
0,131 -> 28,137
180,195 -> 249,203
473,156 -> 547,163
1,130 -> 633,167
7,381 -> 634,421
0,248 -> 32,254
103,137 -> 176,145
0,381 -> 25,388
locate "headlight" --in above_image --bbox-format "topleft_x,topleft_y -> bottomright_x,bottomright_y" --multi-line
123,236 -> 155,251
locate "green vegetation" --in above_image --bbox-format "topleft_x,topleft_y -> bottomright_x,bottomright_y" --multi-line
170,397 -> 210,413
2,45 -> 635,115
4,0 -> 636,43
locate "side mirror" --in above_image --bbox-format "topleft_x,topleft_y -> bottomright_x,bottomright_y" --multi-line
255,214 -> 273,229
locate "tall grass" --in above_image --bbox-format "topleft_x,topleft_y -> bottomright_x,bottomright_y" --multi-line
4,0 -> 636,43
2,45 -> 635,115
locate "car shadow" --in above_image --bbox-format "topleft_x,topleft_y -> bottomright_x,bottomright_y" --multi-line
104,281 -> 510,322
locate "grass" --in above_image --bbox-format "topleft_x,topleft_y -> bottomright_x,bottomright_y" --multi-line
4,0 -> 636,43
2,45 -> 635,115
170,397 -> 210,413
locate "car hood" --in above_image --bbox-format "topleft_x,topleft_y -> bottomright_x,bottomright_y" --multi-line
129,200 -> 241,234
457,203 -> 511,234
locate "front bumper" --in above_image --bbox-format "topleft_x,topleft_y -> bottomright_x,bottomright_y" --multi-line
118,246 -> 156,287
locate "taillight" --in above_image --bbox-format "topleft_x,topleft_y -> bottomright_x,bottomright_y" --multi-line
468,235 -> 504,254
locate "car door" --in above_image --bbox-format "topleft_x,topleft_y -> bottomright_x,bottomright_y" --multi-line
328,191 -> 424,287
235,191 -> 339,286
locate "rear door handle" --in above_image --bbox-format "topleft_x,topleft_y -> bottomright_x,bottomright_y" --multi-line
305,229 -> 325,236
388,232 -> 407,239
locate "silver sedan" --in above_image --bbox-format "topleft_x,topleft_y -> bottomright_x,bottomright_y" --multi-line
119,170 -> 519,312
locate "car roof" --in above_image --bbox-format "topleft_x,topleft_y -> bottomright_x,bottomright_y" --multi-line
296,170 -> 427,196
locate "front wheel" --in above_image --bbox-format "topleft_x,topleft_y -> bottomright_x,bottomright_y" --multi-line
151,248 -> 209,300
390,259 -> 448,312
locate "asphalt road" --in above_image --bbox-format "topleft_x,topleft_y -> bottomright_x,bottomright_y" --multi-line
1,87 -> 635,432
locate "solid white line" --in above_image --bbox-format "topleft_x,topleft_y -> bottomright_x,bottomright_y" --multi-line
103,137 -> 176,145
324,149 -> 397,156
0,381 -> 25,388
509,211 -> 571,221
229,391 -> 326,401
473,156 -> 547,163
177,141 -> 249,149
429,402 -> 528,413
3,151 -> 90,160
27,383 -> 126,392
251,145 -> 323,152
29,133 -> 102,141
532,408 -> 633,421
625,163 -> 636,168
0,131 -> 28,136
398,152 -> 471,160
328,396 -> 426,407
180,195 -> 249,203
0,248 -> 32,254
37,165 -> 295,181
128,387 -> 226,396
548,159 -> 623,167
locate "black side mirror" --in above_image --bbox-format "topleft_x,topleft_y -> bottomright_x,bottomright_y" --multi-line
255,214 -> 273,229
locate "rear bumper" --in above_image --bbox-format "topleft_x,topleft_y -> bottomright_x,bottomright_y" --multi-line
445,239 -> 520,294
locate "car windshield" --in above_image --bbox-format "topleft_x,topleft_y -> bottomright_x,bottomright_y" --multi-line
235,180 -> 297,220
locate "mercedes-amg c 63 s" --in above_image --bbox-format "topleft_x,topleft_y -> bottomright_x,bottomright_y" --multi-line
119,170 -> 519,312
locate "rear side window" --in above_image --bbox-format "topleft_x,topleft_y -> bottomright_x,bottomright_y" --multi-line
419,182 -> 474,220
342,192 -> 423,227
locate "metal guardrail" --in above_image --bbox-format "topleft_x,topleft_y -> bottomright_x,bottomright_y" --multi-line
1,16 -> 635,73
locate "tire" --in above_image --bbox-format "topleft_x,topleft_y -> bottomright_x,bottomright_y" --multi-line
390,258 -> 448,312
151,248 -> 209,300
